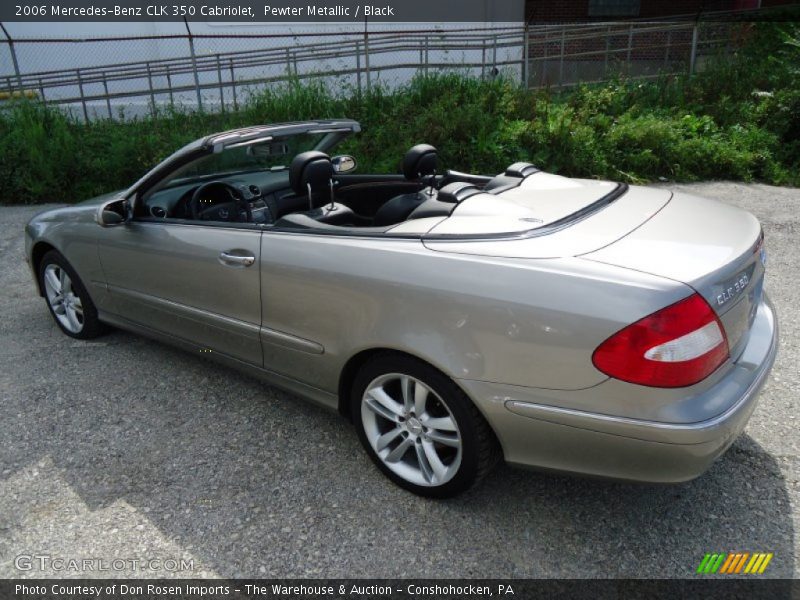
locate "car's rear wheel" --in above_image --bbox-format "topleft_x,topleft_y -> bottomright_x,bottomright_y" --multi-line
39,250 -> 105,339
351,354 -> 499,497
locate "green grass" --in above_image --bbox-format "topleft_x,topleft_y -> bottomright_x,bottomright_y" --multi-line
1,19 -> 798,204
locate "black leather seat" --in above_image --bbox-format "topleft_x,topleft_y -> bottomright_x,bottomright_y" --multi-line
275,202 -> 357,229
274,151 -> 367,229
371,192 -> 429,226
275,151 -> 335,218
372,144 -> 439,227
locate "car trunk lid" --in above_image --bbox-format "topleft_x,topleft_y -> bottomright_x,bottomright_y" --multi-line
582,192 -> 766,361
422,176 -> 673,257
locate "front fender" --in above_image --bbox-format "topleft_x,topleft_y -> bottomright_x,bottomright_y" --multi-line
25,205 -> 107,304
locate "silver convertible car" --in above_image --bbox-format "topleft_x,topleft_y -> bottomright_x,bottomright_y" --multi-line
25,120 -> 778,497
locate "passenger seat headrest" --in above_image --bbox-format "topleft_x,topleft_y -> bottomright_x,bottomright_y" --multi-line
289,151 -> 333,195
505,162 -> 539,178
402,144 -> 438,180
437,182 -> 482,204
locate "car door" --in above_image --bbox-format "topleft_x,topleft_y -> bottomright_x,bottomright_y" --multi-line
96,220 -> 263,366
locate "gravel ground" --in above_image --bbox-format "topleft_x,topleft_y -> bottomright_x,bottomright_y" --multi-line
0,182 -> 797,579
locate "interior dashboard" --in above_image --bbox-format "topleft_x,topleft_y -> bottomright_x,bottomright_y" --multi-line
140,169 -> 292,224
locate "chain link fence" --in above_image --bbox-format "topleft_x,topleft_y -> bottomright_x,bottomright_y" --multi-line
0,16 -> 747,121
524,20 -> 738,88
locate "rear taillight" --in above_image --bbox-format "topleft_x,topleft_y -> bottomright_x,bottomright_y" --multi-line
592,293 -> 729,388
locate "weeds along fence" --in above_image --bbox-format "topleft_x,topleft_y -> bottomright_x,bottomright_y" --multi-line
0,18 -> 740,121
0,27 -> 526,120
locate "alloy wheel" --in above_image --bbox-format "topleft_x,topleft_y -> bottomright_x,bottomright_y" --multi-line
43,263 -> 84,334
361,373 -> 462,487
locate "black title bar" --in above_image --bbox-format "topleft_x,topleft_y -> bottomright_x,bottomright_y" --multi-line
1,579 -> 797,600
3,0 -> 522,22
4,1 -> 799,23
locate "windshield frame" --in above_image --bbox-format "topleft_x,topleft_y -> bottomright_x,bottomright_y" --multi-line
126,120 -> 359,208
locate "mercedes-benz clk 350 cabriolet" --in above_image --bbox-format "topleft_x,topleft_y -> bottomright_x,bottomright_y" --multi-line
25,120 -> 778,497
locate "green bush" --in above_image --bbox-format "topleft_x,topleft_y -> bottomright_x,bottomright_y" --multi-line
0,19 -> 797,204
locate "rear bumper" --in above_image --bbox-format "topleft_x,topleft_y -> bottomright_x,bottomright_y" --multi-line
459,294 -> 778,483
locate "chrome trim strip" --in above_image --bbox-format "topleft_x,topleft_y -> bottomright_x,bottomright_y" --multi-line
106,284 -> 261,338
107,284 -> 324,354
260,326 -> 324,355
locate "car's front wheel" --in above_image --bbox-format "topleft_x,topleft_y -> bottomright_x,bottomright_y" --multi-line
352,354 -> 499,498
39,250 -> 106,339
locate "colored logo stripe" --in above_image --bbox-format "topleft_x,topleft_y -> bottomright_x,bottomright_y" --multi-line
698,553 -> 773,574
697,554 -> 712,573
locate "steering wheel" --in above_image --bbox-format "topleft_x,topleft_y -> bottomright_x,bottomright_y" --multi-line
188,181 -> 252,223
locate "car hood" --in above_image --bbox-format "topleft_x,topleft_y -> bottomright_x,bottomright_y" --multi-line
77,190 -> 125,207
27,191 -> 123,229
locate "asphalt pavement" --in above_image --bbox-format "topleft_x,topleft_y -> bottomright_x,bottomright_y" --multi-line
0,182 -> 797,579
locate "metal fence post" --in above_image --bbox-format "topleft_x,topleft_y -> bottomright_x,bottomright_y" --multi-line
542,26 -> 548,86
492,34 -> 498,76
664,29 -> 672,69
229,59 -> 237,111
76,68 -> 89,122
0,23 -> 23,90
626,24 -> 633,69
102,74 -> 112,119
424,35 -> 429,76
146,61 -> 156,114
183,18 -> 203,111
522,25 -> 529,87
355,40 -> 362,94
689,23 -> 699,75
363,20 -> 371,92
216,54 -> 225,112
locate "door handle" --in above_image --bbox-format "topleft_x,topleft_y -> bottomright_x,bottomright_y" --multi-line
219,251 -> 255,267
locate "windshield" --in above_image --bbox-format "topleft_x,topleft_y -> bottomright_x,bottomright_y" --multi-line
147,132 -> 328,195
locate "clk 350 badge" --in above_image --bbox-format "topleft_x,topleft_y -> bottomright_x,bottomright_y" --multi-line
717,271 -> 750,307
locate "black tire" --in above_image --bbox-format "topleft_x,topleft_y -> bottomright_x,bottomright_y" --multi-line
38,250 -> 106,340
351,353 -> 500,498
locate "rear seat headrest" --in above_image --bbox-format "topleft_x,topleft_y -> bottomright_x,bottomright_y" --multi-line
505,162 -> 540,178
402,144 -> 438,180
437,182 -> 482,204
289,150 -> 333,195
484,162 -> 540,195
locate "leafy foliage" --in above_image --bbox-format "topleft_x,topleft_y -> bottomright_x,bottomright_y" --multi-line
0,20 -> 797,204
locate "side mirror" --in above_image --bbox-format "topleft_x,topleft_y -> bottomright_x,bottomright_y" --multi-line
331,155 -> 357,174
95,198 -> 128,227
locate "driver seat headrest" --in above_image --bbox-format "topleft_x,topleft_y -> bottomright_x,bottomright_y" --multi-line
289,151 -> 333,195
402,144 -> 438,180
